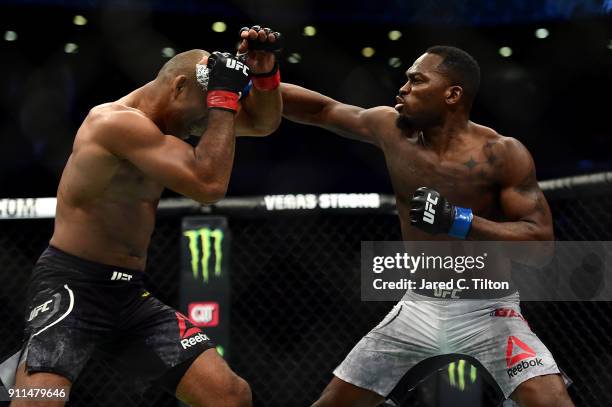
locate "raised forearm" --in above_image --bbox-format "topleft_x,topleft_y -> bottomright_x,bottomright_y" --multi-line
193,109 -> 236,201
239,87 -> 282,136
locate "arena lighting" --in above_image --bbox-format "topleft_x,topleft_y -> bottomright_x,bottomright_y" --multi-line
73,15 -> 87,26
212,21 -> 227,33
303,25 -> 316,36
161,47 -> 176,58
287,52 -> 301,63
3,30 -> 17,41
388,30 -> 402,41
362,47 -> 375,58
64,43 -> 78,54
388,57 -> 402,68
499,46 -> 512,57
535,28 -> 549,39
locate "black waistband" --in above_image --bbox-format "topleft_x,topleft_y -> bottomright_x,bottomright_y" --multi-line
36,245 -> 146,283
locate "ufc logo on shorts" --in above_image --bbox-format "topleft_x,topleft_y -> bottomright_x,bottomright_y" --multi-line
423,193 -> 438,224
27,299 -> 53,321
111,271 -> 133,281
226,59 -> 248,75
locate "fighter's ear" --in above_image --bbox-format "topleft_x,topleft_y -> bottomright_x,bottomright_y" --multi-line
172,75 -> 188,98
446,85 -> 463,106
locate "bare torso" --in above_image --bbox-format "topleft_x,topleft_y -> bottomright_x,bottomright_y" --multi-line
379,120 -> 505,240
373,118 -> 516,292
50,102 -> 164,270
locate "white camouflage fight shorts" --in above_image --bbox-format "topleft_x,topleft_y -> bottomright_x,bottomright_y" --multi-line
334,290 -> 562,399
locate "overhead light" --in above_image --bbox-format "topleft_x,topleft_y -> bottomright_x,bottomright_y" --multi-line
499,46 -> 512,57
388,57 -> 402,68
73,15 -> 88,26
361,47 -> 375,58
388,30 -> 402,41
535,28 -> 549,39
4,30 -> 17,41
212,21 -> 227,33
287,53 -> 301,64
64,43 -> 79,54
303,26 -> 316,37
161,47 -> 175,58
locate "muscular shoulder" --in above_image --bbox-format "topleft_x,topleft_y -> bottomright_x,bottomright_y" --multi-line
362,106 -> 398,127
475,125 -> 535,185
83,104 -> 163,156
360,106 -> 401,141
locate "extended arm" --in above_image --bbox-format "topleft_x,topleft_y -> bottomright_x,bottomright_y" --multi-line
281,83 -> 396,146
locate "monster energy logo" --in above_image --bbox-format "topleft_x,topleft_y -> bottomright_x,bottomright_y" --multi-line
183,227 -> 224,283
448,360 -> 477,391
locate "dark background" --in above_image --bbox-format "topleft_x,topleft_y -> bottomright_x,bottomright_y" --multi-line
0,0 -> 611,199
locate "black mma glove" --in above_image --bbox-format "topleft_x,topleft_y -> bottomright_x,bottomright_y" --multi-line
409,187 -> 474,239
239,25 -> 282,90
206,52 -> 251,113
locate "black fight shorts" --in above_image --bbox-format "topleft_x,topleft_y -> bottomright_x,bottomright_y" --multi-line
15,246 -> 214,392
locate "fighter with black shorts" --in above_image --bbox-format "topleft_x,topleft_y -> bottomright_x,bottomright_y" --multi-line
1,26 -> 282,407
281,46 -> 574,406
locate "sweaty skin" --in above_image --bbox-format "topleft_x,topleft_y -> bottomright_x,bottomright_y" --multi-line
50,50 -> 281,271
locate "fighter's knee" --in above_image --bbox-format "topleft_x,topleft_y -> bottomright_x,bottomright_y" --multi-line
513,376 -> 574,407
225,376 -> 252,407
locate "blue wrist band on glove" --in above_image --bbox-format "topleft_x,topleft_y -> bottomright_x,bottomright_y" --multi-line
448,207 -> 473,239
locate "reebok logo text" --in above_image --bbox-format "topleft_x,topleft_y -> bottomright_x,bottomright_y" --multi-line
181,332 -> 210,349
507,358 -> 544,378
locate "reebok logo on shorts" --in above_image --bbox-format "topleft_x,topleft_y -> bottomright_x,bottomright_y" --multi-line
176,312 -> 210,349
506,336 -> 543,378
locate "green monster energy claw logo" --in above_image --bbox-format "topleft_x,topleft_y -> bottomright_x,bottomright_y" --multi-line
183,227 -> 224,283
448,359 -> 477,391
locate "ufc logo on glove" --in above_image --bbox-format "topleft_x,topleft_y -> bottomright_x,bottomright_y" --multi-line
225,59 -> 248,75
423,193 -> 438,224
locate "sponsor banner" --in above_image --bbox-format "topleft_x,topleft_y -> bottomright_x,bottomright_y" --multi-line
180,217 -> 230,359
361,241 -> 612,301
263,193 -> 380,211
0,198 -> 56,219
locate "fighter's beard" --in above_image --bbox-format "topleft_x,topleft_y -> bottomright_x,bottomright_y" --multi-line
395,114 -> 415,131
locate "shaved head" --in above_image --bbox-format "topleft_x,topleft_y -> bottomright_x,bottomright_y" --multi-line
156,49 -> 209,84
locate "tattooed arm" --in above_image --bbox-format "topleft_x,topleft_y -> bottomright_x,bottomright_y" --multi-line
468,137 -> 554,241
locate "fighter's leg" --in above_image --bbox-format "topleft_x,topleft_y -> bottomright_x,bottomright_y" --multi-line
117,295 -> 251,407
312,301 -> 438,407
510,374 -> 574,407
311,376 -> 384,407
175,349 -> 251,407
9,363 -> 71,407
454,296 -> 572,406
